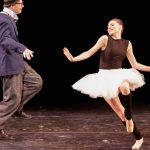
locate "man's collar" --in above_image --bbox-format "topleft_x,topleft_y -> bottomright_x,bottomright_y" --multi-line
2,7 -> 18,22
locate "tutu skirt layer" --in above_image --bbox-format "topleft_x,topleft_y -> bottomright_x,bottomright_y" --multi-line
72,68 -> 145,99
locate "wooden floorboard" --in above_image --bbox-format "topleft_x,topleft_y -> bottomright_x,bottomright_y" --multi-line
0,103 -> 150,150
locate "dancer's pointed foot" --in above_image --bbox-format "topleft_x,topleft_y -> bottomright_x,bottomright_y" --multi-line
132,138 -> 143,150
125,118 -> 134,133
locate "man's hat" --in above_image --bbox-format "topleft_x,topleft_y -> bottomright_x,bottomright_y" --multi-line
3,0 -> 17,7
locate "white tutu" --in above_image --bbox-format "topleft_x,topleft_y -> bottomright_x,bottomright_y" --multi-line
72,68 -> 145,100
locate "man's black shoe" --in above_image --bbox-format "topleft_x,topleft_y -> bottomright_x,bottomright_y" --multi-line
12,111 -> 32,119
0,129 -> 13,140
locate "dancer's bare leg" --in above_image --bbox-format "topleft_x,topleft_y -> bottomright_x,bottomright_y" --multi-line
105,96 -> 125,121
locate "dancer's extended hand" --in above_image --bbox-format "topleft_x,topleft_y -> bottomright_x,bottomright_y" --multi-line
63,47 -> 74,62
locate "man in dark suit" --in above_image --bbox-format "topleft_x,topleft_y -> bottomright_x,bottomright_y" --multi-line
0,0 -> 43,139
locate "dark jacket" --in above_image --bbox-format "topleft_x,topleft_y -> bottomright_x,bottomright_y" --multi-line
0,13 -> 26,76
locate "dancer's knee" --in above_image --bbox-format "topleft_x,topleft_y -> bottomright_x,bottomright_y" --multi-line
120,82 -> 130,95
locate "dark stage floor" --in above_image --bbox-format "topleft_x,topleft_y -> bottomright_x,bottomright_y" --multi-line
1,102 -> 150,150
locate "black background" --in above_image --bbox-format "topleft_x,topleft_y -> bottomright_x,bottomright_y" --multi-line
0,1 -> 150,107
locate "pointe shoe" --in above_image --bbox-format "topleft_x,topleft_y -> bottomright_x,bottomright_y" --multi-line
132,138 -> 143,150
125,119 -> 134,133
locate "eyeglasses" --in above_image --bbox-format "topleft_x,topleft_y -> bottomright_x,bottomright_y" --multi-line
15,2 -> 24,5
